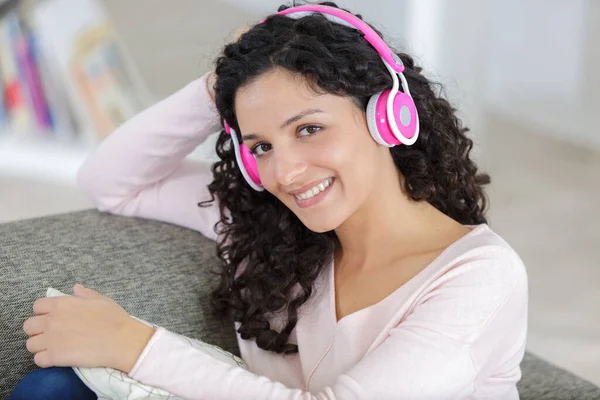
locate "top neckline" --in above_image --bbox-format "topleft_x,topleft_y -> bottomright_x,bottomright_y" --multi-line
329,223 -> 489,328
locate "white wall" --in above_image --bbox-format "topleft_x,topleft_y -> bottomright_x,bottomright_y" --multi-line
583,0 -> 600,112
482,0 -> 587,106
399,0 -> 490,161
102,0 -> 263,98
225,0 -> 410,41
478,0 -> 598,148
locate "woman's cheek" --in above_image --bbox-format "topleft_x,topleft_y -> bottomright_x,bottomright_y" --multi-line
311,139 -> 347,171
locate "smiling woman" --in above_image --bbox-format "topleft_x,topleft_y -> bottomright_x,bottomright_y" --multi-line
15,2 -> 528,400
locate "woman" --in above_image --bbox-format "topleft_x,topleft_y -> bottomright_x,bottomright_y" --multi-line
12,2 -> 528,399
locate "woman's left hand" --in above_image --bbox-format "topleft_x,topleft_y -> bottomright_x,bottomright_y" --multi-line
23,284 -> 156,373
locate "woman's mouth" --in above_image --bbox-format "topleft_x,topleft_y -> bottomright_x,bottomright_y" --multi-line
292,177 -> 335,208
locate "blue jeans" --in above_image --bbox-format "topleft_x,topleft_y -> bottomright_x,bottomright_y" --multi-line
10,367 -> 97,400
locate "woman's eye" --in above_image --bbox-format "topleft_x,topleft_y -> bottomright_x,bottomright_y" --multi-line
249,125 -> 321,157
299,125 -> 322,137
251,143 -> 271,157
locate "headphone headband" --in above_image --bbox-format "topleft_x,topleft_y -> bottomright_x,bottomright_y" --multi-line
266,5 -> 404,73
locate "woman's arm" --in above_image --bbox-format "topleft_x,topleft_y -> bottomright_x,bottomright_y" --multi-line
76,72 -> 223,239
124,250 -> 528,399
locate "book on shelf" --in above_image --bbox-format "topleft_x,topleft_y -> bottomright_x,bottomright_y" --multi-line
0,62 -> 4,126
0,0 -> 151,144
0,10 -> 37,135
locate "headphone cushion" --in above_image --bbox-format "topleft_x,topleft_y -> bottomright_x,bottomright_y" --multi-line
366,90 -> 400,146
239,144 -> 261,186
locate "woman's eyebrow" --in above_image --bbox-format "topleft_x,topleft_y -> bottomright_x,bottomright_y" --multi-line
241,133 -> 260,141
241,108 -> 324,141
279,108 -> 324,129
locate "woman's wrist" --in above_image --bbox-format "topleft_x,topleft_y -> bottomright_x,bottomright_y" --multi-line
112,317 -> 157,374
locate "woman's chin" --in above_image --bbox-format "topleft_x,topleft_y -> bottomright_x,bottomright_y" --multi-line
298,214 -> 342,233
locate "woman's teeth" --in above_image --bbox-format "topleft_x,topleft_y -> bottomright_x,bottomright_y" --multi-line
295,178 -> 333,200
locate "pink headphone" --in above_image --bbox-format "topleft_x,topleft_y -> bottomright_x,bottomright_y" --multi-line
224,4 -> 420,192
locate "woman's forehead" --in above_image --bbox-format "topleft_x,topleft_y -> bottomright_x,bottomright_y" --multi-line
234,70 -> 355,128
236,69 -> 320,109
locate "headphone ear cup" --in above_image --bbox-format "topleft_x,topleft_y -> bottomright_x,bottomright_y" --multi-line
366,89 -> 419,146
366,90 -> 400,147
224,122 -> 264,191
238,143 -> 263,189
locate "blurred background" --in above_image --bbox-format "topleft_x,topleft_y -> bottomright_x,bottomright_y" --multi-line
0,0 -> 598,387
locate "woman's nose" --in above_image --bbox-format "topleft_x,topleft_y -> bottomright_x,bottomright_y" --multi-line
273,150 -> 307,186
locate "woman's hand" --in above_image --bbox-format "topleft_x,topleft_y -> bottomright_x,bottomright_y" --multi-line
205,26 -> 251,103
23,284 -> 156,374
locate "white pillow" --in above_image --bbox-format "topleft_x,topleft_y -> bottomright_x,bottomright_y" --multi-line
46,287 -> 247,400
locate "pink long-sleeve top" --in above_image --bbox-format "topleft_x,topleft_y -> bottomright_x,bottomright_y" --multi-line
76,72 -> 529,400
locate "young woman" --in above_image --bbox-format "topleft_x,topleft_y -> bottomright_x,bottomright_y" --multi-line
12,3 -> 528,399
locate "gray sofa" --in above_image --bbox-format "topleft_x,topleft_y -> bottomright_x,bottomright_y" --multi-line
1,210 -> 599,399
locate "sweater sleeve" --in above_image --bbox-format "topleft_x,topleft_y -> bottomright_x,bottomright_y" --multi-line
127,249 -> 528,399
76,72 -> 223,240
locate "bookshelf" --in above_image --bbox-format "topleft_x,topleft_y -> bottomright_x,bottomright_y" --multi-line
0,0 -> 153,184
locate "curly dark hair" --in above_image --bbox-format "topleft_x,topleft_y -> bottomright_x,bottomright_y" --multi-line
199,1 -> 491,355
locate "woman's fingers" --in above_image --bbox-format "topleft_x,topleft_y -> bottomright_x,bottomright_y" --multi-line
32,297 -> 58,315
34,351 -> 52,368
26,333 -> 46,354
23,315 -> 46,336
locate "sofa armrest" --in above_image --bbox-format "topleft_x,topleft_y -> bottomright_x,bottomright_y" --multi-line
0,209 -> 238,397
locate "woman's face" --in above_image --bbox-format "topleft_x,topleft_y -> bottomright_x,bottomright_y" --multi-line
235,68 -> 392,233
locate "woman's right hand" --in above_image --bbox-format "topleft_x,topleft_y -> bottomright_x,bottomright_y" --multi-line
205,26 -> 251,103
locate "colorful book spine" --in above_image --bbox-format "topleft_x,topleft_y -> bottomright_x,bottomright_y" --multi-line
28,30 -> 55,131
0,11 -> 34,134
0,66 -> 6,128
8,12 -> 53,133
